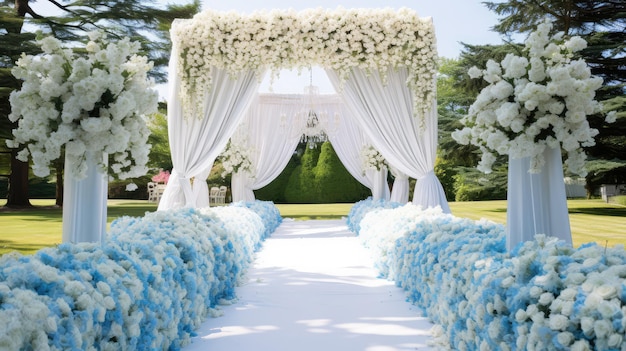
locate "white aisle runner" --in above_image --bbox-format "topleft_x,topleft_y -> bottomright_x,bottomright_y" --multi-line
184,219 -> 435,351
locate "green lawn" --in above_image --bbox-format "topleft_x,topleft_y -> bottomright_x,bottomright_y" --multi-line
448,199 -> 626,248
0,199 -> 624,255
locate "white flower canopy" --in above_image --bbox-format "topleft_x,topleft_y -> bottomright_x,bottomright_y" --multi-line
159,7 -> 450,213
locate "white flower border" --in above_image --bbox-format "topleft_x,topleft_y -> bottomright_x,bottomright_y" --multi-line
171,8 -> 437,120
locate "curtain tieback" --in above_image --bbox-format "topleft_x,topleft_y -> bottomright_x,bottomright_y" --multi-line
417,169 -> 435,181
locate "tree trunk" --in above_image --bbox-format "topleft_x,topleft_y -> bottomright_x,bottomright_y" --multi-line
3,0 -> 31,208
55,157 -> 63,207
6,149 -> 31,208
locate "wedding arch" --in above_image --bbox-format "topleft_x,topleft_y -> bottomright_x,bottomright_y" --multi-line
158,7 -> 450,213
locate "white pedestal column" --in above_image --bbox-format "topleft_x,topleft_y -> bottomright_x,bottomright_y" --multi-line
231,171 -> 254,202
506,147 -> 572,250
62,151 -> 108,244
367,168 -> 389,201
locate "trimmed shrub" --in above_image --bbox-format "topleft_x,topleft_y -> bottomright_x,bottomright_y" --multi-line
314,142 -> 370,203
284,145 -> 320,203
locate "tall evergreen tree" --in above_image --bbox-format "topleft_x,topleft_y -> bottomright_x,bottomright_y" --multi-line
483,0 -> 626,195
438,47 -> 520,200
0,0 -> 200,207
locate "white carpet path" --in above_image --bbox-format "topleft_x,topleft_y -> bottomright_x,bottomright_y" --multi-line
183,219 -> 436,351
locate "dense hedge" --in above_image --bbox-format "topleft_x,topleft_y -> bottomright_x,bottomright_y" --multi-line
254,157 -> 297,203
313,142 -> 370,202
283,142 -> 369,203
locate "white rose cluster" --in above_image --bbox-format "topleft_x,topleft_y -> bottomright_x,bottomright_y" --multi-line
360,144 -> 388,173
220,140 -> 254,178
171,8 -> 437,121
7,32 -> 158,180
452,20 -> 611,177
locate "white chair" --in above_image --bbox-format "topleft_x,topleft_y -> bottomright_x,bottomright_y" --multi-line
217,186 -> 227,204
209,187 -> 220,204
156,184 -> 166,203
147,182 -> 158,202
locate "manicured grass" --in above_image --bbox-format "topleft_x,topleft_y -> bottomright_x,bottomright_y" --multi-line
1,199 -> 624,255
0,199 -> 158,255
449,199 -> 626,248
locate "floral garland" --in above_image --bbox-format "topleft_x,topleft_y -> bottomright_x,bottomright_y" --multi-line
452,20 -> 615,177
220,140 -> 254,177
7,32 -> 158,180
360,144 -> 388,174
171,8 -> 437,120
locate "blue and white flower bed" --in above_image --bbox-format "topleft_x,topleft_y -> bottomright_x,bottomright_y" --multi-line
350,202 -> 626,351
346,197 -> 402,234
0,200 -> 281,350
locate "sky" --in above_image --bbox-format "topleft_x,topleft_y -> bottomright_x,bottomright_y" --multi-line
189,0 -> 506,95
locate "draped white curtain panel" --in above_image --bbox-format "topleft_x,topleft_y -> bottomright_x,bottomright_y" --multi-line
230,93 -> 390,202
389,165 -> 409,204
326,67 -> 450,212
161,61 -> 447,210
229,94 -> 306,202
158,53 -> 261,210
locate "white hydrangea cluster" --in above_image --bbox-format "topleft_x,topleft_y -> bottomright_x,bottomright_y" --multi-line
7,32 -> 158,180
171,8 -> 437,121
220,140 -> 254,177
452,20 -> 612,177
360,144 -> 388,173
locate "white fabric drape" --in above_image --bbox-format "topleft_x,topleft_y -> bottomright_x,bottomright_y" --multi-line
192,168 -> 211,208
318,97 -> 390,200
322,98 -> 389,199
229,94 -> 306,202
230,92 -> 389,202
326,67 -> 449,212
389,165 -> 409,203
158,53 -> 260,210
506,147 -> 572,250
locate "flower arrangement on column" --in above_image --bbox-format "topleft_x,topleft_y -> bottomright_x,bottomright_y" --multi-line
220,140 -> 254,178
452,20 -> 614,175
361,144 -> 389,200
220,140 -> 255,203
7,32 -> 158,243
452,20 -> 615,248
360,144 -> 388,175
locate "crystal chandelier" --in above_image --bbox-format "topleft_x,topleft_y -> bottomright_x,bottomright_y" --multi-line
300,69 -> 328,149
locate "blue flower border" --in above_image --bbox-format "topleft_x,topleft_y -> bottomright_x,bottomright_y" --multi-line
0,200 -> 282,350
348,200 -> 626,351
